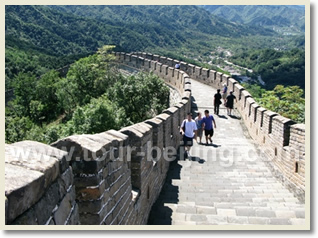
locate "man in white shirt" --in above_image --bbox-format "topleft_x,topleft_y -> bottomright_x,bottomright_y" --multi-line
180,112 -> 197,158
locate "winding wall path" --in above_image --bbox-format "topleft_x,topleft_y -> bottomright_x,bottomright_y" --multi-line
5,52 -> 306,227
148,79 -> 305,226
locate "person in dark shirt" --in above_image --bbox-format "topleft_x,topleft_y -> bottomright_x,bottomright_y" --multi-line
225,91 -> 237,116
214,89 -> 222,115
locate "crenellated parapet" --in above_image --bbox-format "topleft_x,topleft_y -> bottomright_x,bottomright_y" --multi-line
130,51 -> 305,202
4,51 -> 305,226
5,52 -> 191,225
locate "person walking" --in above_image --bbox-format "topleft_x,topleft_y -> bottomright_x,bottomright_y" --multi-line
214,89 -> 222,115
180,112 -> 197,158
202,110 -> 217,145
194,112 -> 203,144
222,83 -> 228,101
225,91 -> 237,116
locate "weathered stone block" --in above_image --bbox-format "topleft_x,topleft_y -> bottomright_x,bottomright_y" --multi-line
241,90 -> 252,102
78,190 -> 109,214
272,116 -> 296,146
5,163 -> 45,224
182,91 -> 191,100
51,134 -> 112,162
187,64 -> 195,76
184,77 -> 191,85
34,182 -> 60,224
11,207 -> 38,225
228,78 -> 238,91
222,74 -> 230,85
251,103 -> 260,122
71,158 -> 106,175
53,187 -> 76,225
76,179 -> 106,201
107,130 -> 128,145
184,83 -> 191,92
6,143 -> 60,188
234,83 -> 244,99
58,167 -> 74,198
66,203 -> 80,225
163,106 -> 179,115
216,72 -> 223,81
12,140 -> 69,173
194,66 -> 202,77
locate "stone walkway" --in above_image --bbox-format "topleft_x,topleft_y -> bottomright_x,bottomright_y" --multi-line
147,79 -> 305,226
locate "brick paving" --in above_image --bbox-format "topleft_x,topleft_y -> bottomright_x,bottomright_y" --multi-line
147,79 -> 305,226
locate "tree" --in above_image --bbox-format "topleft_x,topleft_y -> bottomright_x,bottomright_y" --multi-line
62,45 -> 119,106
110,72 -> 170,123
241,83 -> 266,99
65,54 -> 103,105
65,94 -> 127,135
258,85 -> 305,123
55,78 -> 78,117
11,72 -> 37,116
33,70 -> 61,122
5,116 -> 35,143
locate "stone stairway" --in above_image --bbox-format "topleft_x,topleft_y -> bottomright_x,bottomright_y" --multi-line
147,79 -> 306,226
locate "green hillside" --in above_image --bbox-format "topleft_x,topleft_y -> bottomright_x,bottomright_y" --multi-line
5,5 -> 305,91
4,5 -> 276,89
201,5 -> 305,34
230,48 -> 305,90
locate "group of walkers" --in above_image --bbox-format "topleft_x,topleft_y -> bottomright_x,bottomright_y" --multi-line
179,83 -> 237,158
180,110 -> 216,158
214,83 -> 237,116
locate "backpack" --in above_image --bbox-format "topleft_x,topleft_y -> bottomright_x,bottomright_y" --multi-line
182,120 -> 186,133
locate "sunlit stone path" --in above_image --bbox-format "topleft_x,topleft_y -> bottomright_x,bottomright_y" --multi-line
148,79 -> 305,226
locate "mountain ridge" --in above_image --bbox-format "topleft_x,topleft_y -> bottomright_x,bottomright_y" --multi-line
5,5 -> 304,91
201,5 -> 305,33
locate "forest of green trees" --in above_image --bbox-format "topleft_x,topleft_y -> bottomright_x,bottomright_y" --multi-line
242,83 -> 305,123
5,46 -> 170,144
231,48 -> 305,90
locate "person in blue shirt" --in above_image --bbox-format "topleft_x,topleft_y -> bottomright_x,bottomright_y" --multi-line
202,110 -> 217,145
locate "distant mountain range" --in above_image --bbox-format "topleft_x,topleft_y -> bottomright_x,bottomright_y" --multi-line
200,5 -> 305,33
5,5 -> 305,91
5,5 -> 276,56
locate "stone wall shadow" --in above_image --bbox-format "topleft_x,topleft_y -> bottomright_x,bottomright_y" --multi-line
191,96 -> 198,116
147,159 -> 181,225
189,156 -> 206,164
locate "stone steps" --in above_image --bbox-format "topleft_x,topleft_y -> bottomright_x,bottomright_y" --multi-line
147,79 -> 306,226
152,201 -> 306,225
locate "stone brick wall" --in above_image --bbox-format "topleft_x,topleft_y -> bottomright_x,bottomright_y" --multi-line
132,52 -> 306,202
5,51 -> 305,225
5,52 -> 191,225
5,141 -> 78,225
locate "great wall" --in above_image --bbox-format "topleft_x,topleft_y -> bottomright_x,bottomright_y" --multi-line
4,52 -> 306,226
